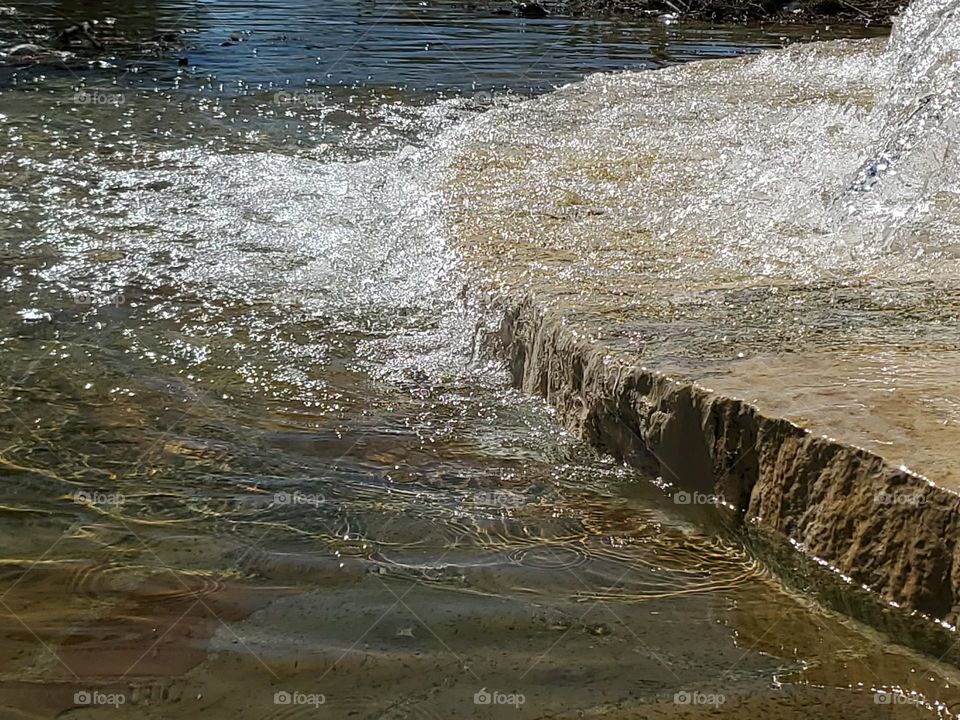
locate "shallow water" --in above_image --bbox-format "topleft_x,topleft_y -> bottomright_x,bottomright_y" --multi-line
0,1 -> 956,718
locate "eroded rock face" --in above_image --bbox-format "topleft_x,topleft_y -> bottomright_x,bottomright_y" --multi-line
494,293 -> 960,627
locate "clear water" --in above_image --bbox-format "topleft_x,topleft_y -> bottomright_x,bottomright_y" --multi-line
0,1 -> 955,719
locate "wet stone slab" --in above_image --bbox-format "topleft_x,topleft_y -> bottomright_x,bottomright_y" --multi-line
442,0 -> 960,627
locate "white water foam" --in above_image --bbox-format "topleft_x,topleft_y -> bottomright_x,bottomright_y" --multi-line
438,0 -> 960,287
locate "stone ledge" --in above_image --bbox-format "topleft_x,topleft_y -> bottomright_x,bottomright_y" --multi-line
490,291 -> 960,654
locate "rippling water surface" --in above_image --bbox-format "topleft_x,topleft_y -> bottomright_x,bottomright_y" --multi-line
0,1 -> 954,718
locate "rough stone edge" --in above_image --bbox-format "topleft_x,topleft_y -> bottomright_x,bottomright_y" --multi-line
487,290 -> 960,658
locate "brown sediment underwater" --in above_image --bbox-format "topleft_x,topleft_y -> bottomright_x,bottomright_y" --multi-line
0,559 -> 294,716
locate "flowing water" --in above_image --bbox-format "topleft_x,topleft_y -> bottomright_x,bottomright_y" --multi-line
0,1 -> 956,719
444,0 -> 960,489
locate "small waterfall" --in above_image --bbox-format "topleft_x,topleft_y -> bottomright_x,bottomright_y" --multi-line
441,0 -> 960,286
835,0 -> 960,256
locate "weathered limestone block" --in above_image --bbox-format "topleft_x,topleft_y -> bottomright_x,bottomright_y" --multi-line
493,291 -> 960,632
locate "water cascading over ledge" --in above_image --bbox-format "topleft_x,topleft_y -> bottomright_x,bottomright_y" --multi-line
439,0 -> 960,648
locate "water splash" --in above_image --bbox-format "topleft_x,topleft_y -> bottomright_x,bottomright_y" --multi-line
442,0 -> 960,289
835,0 -> 960,257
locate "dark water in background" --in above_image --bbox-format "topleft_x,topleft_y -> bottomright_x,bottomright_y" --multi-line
1,0 -> 889,90
0,2 -> 949,719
